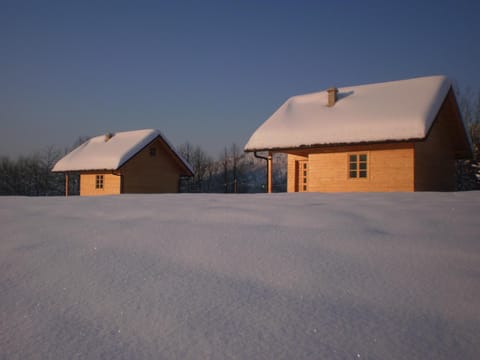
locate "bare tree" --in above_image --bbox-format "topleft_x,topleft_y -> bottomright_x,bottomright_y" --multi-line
178,142 -> 214,192
178,142 -> 194,164
222,146 -> 229,193
230,143 -> 242,193
456,88 -> 480,190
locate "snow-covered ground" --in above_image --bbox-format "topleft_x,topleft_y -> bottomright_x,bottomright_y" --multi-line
1,193 -> 479,359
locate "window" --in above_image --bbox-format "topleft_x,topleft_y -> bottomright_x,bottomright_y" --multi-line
149,147 -> 157,157
349,154 -> 368,178
95,175 -> 104,189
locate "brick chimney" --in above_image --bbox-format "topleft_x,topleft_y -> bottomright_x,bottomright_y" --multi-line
327,87 -> 338,107
104,132 -> 114,142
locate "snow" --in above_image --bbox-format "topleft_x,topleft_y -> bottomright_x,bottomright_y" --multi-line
1,193 -> 479,359
52,129 -> 193,174
244,75 -> 452,151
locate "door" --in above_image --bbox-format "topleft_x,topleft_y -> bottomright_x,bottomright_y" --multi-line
296,160 -> 308,192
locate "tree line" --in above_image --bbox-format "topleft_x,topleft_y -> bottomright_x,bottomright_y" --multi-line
1,90 -> 479,196
0,146 -> 65,196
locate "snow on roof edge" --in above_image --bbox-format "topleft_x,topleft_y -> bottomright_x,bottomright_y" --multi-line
243,137 -> 426,153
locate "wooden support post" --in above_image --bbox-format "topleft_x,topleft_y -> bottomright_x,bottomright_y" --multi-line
65,174 -> 69,197
253,151 -> 273,194
267,152 -> 273,193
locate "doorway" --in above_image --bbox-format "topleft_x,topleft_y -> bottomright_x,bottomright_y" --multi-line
296,160 -> 308,192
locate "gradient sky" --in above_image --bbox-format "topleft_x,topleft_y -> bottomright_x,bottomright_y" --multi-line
1,0 -> 479,158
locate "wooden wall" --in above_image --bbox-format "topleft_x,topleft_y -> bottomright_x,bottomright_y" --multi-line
287,143 -> 415,192
414,95 -> 456,191
119,137 -> 183,193
80,173 -> 121,196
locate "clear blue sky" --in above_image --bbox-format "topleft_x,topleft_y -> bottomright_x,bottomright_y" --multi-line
1,0 -> 479,158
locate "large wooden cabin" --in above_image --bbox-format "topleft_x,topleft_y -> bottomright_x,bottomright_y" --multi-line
244,76 -> 472,192
52,129 -> 193,196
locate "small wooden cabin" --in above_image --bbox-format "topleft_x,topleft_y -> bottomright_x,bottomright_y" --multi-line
244,76 -> 472,192
52,129 -> 193,196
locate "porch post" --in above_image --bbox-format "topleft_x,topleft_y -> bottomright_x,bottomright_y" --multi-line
65,174 -> 69,197
267,152 -> 273,193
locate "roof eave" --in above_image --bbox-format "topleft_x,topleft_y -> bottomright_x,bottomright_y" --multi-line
51,167 -> 117,173
244,138 -> 425,153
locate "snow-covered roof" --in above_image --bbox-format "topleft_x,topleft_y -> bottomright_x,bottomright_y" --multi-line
52,129 -> 193,174
244,75 -> 455,151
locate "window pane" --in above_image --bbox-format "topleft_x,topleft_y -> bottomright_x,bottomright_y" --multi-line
359,170 -> 367,178
349,154 -> 357,162
359,163 -> 367,170
303,163 -> 307,169
96,175 -> 104,189
350,163 -> 357,170
359,154 -> 367,161
303,171 -> 307,176
349,171 -> 357,178
303,177 -> 307,183
303,185 -> 307,191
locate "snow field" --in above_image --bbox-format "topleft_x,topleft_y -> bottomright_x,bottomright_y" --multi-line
1,193 -> 479,359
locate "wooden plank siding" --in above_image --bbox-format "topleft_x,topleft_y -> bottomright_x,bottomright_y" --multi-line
287,143 -> 415,192
119,137 -> 183,193
414,92 -> 457,191
80,173 -> 121,196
